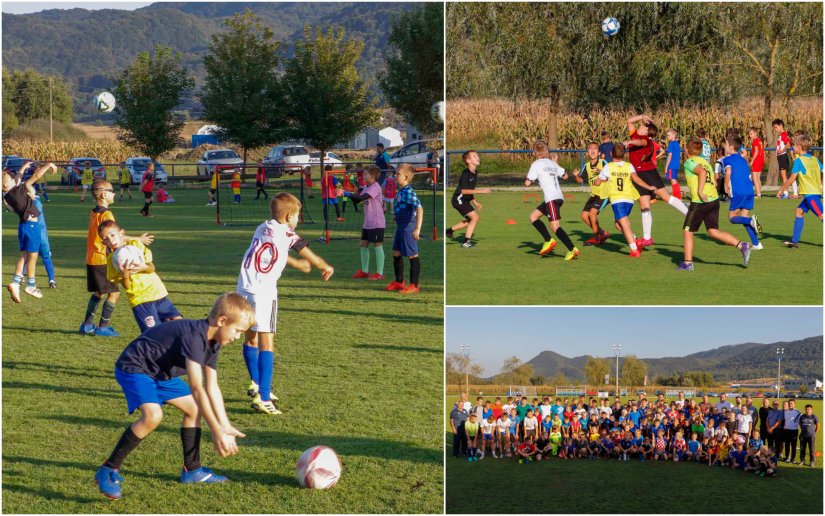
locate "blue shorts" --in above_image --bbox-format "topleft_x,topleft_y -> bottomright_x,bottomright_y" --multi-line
132,296 -> 182,333
18,221 -> 41,252
799,195 -> 823,216
483,434 -> 494,441
392,227 -> 418,257
729,194 -> 755,211
666,169 -> 679,180
115,368 -> 191,414
322,198 -> 339,205
611,202 -> 634,221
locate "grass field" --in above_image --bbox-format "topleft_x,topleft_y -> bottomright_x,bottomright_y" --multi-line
445,191 -> 823,305
445,396 -> 824,514
2,188 -> 444,513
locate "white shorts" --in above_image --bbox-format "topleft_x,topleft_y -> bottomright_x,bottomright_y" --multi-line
82,184 -> 90,190
238,290 -> 278,333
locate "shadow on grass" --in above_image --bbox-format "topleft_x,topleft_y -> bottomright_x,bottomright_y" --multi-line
4,381 -> 121,399
352,343 -> 441,353
42,415 -> 442,466
279,306 -> 440,326
2,326 -> 95,337
3,455 -> 177,483
652,243 -> 745,268
3,361 -> 111,380
2,480 -> 101,504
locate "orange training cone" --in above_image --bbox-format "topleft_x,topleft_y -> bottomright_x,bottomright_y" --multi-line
506,218 -> 517,225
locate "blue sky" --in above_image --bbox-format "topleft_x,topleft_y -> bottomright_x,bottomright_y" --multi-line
446,307 -> 823,376
3,2 -> 151,14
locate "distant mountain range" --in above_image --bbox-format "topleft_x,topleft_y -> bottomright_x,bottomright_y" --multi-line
2,2 -> 413,119
524,336 -> 823,382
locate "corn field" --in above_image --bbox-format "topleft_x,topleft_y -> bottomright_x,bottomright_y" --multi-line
448,97 -> 824,151
1,139 -> 139,164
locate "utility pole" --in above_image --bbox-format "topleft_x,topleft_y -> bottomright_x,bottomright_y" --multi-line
776,347 -> 785,398
49,76 -> 53,142
613,343 -> 622,395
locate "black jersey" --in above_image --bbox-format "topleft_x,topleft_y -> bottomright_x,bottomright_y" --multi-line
452,168 -> 478,204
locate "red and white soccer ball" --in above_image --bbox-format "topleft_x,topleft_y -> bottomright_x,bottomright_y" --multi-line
112,245 -> 145,273
295,446 -> 341,489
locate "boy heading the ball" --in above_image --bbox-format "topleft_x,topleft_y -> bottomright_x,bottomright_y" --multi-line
98,219 -> 183,333
94,293 -> 254,500
575,142 -> 609,245
238,192 -> 334,415
447,150 -> 491,248
677,139 -> 752,270
79,180 -> 154,337
525,142 -> 580,261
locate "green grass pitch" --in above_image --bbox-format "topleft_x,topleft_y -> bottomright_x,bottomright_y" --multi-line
445,397 -> 823,514
3,188 -> 443,513
446,191 -> 823,305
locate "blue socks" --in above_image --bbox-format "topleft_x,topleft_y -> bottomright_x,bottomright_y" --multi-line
730,216 -> 760,245
744,225 -> 759,245
12,274 -> 22,285
792,216 -> 805,243
258,350 -> 274,401
730,216 -> 750,225
242,344 -> 259,385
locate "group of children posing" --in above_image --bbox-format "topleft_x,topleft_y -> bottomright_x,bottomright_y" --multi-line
455,396 -> 807,479
448,116 -> 822,269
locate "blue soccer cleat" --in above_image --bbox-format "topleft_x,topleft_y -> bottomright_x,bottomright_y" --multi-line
94,326 -> 120,337
95,465 -> 124,500
180,466 -> 228,484
79,323 -> 96,335
675,262 -> 694,271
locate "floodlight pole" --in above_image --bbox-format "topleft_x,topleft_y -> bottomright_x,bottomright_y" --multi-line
613,343 -> 621,394
776,348 -> 784,398
461,344 -> 470,394
49,76 -> 53,142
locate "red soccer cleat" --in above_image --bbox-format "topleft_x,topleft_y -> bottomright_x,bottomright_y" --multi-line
399,284 -> 420,294
637,238 -> 654,249
629,249 -> 641,258
368,273 -> 385,281
385,281 -> 406,291
584,236 -> 600,246
599,231 -> 610,243
351,270 -> 369,279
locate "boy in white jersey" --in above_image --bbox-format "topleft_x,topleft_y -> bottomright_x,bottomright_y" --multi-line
497,414 -> 511,458
237,192 -> 334,415
480,415 -> 497,459
524,141 -> 581,261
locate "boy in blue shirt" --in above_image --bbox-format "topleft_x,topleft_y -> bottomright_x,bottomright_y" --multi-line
94,293 -> 254,499
686,432 -> 701,461
664,129 -> 682,200
723,135 -> 762,249
385,164 -> 423,294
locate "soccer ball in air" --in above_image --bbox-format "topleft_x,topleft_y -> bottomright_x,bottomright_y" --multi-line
112,245 -> 144,273
296,446 -> 341,489
431,101 -> 445,124
94,91 -> 116,113
601,17 -> 620,37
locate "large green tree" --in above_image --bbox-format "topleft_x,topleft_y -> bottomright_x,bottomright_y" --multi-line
113,46 -> 194,159
584,356 -> 610,388
495,357 -> 534,385
201,9 -> 284,168
2,67 -> 19,136
4,67 -> 73,129
379,2 -> 444,135
446,353 -> 484,387
621,355 -> 648,392
283,26 -> 379,172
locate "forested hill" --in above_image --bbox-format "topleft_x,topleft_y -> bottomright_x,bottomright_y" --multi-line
2,2 -> 411,118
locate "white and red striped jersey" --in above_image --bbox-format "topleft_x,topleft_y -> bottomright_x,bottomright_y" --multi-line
237,220 -> 307,295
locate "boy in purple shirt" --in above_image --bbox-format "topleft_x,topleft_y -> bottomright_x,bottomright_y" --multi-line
344,165 -> 386,280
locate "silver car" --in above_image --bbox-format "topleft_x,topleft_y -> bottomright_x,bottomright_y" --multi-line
262,145 -> 310,177
196,149 -> 244,176
125,157 -> 168,185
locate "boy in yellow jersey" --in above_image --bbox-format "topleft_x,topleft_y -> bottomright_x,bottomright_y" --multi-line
117,162 -> 132,201
80,161 -> 94,202
594,143 -> 655,258
575,142 -> 610,245
79,181 -> 154,336
677,139 -> 751,270
99,220 -> 183,333
207,170 -> 218,206
779,133 -> 823,248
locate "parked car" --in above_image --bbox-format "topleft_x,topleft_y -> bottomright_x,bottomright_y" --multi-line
2,155 -> 35,179
196,149 -> 243,176
262,145 -> 310,177
308,151 -> 343,168
61,157 -> 106,185
388,139 -> 442,169
125,157 -> 168,185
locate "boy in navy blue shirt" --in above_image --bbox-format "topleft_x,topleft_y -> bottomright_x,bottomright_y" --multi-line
723,135 -> 762,249
94,293 -> 255,500
386,164 -> 424,294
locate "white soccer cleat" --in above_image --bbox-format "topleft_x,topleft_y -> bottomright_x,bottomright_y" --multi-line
7,283 -> 21,303
23,286 -> 43,299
